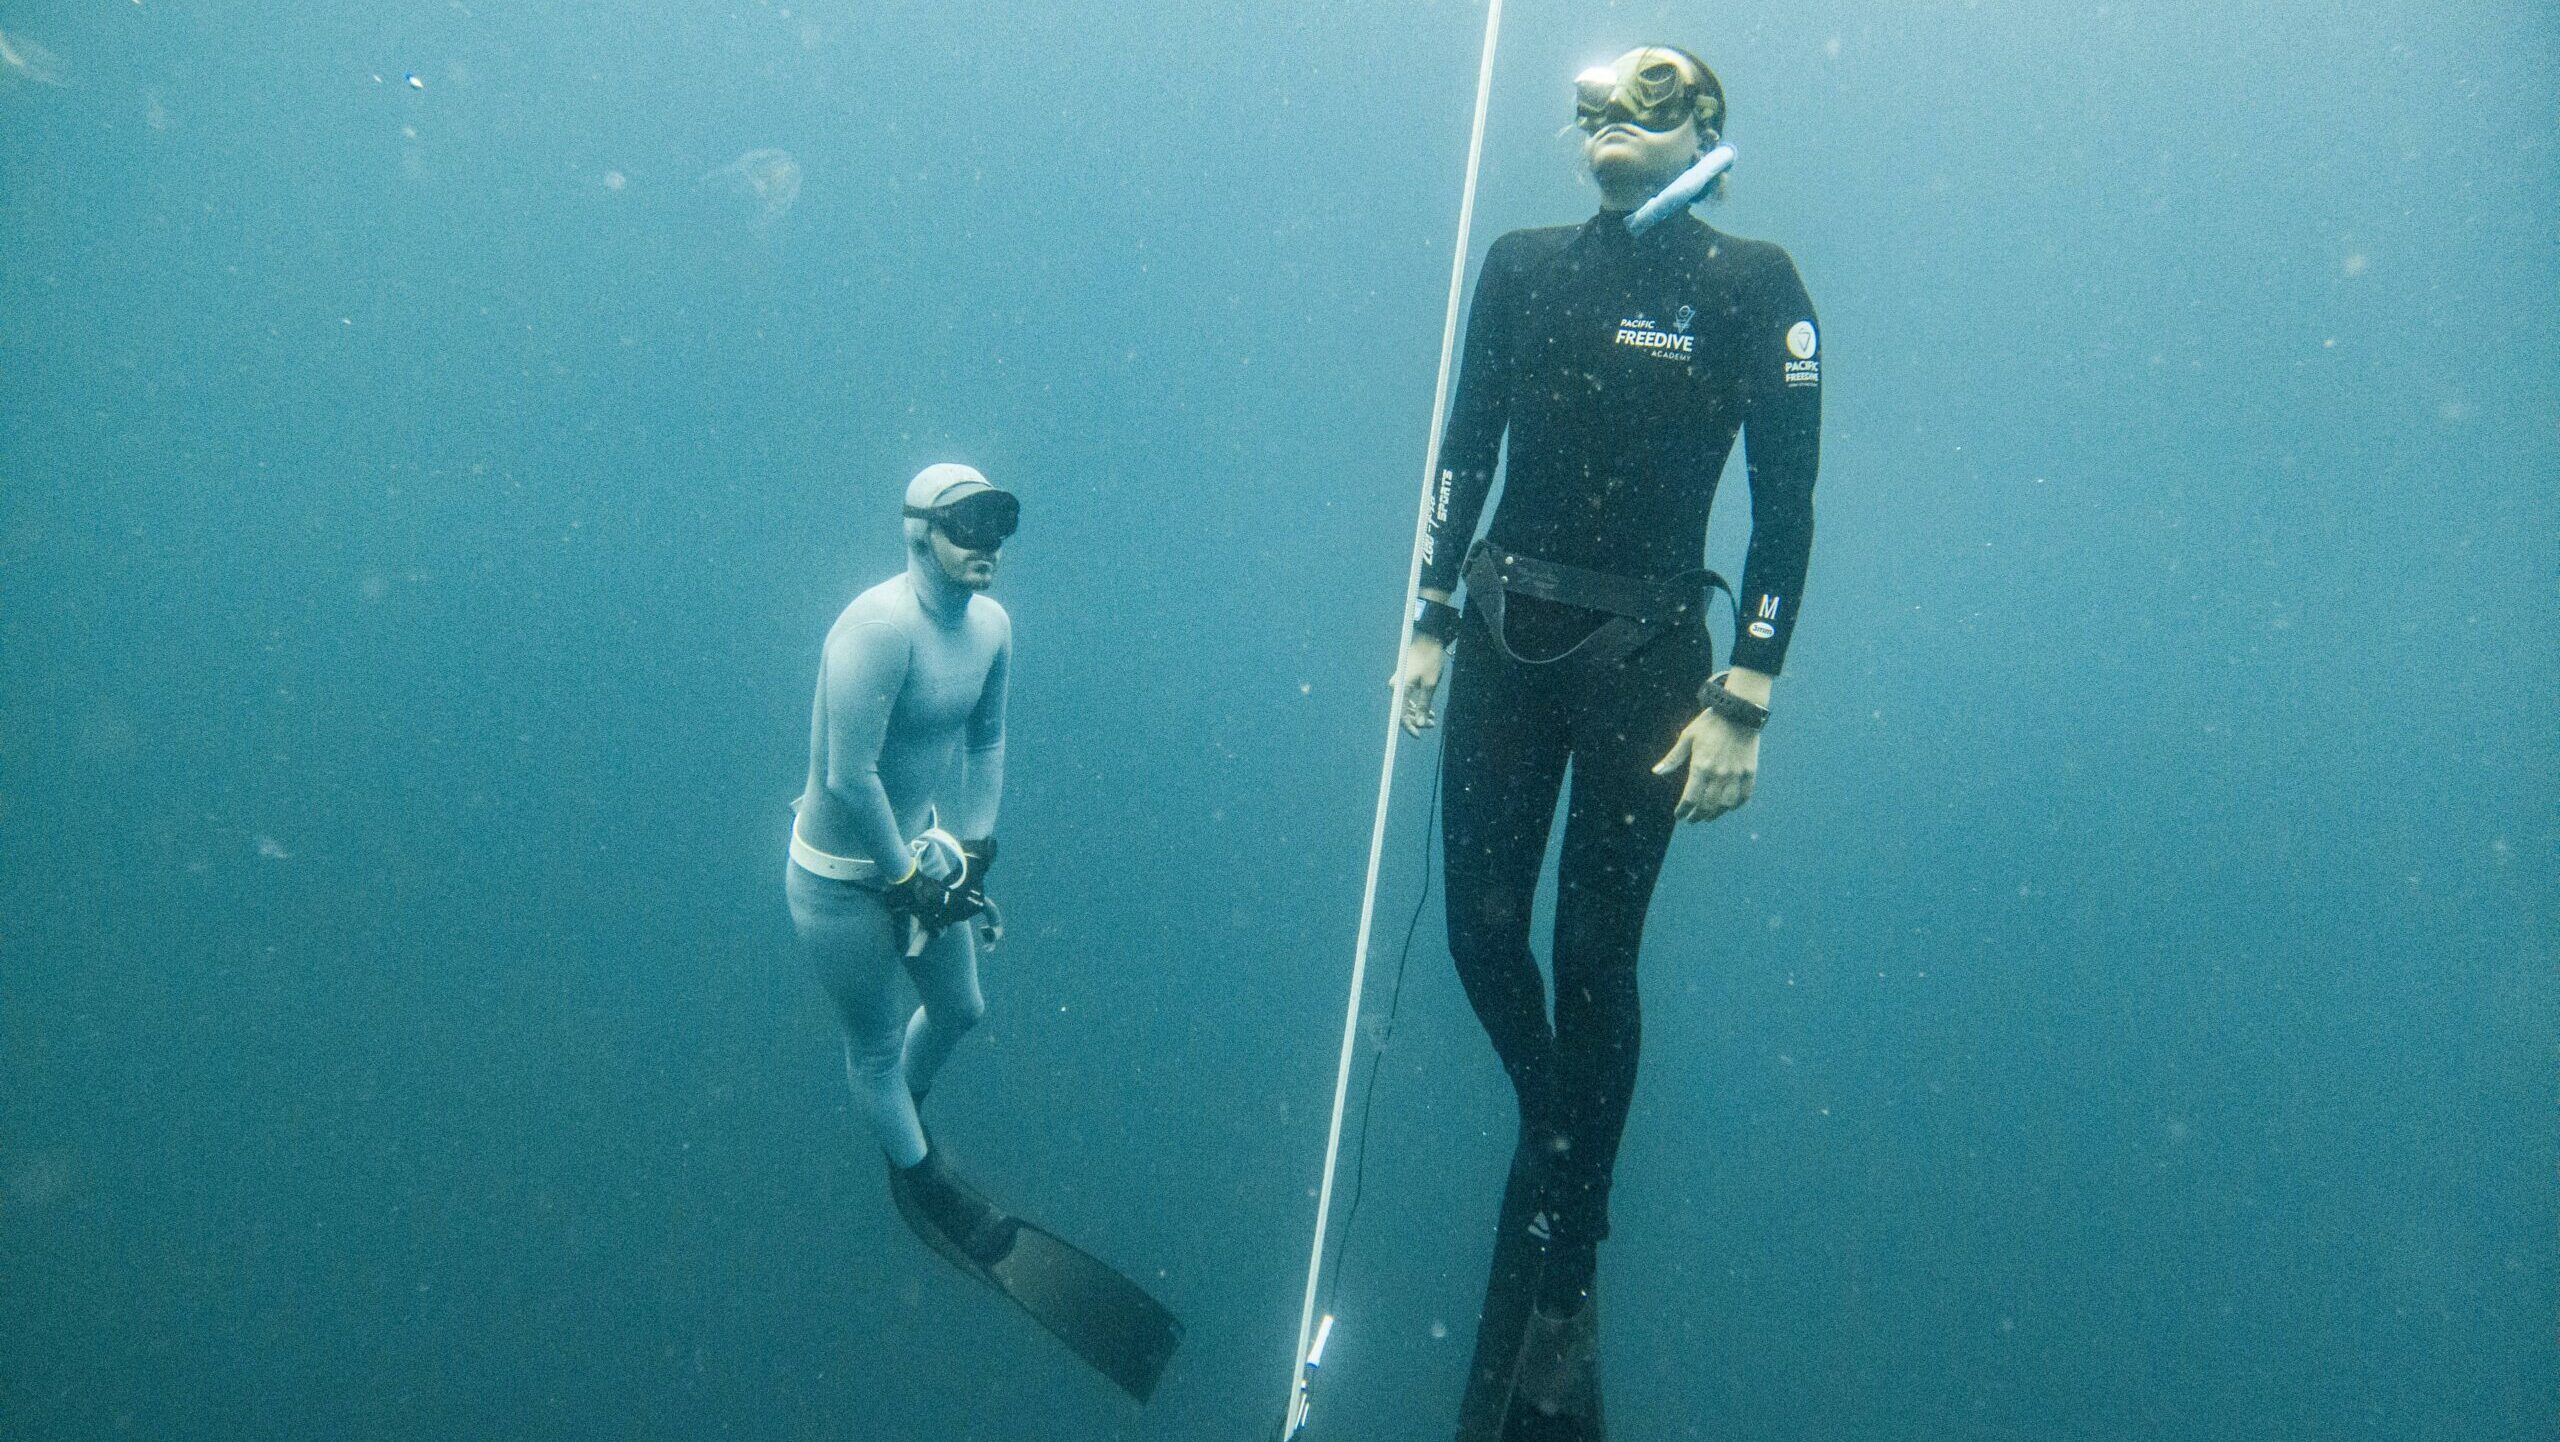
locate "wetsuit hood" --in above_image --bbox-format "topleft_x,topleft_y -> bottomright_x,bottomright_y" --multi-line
903,463 -> 991,620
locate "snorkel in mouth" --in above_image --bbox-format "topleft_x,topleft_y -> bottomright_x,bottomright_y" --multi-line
1626,142 -> 1737,235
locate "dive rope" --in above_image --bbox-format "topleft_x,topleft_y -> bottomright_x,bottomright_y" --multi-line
1279,0 -> 1506,1433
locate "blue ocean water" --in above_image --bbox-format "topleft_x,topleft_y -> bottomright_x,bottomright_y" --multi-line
3,1 -> 2551,1438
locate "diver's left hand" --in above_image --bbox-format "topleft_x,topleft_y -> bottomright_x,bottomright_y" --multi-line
1654,665 -> 1772,823
1653,702 -> 1767,824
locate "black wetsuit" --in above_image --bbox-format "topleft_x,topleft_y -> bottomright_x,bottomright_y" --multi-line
1426,209 -> 1820,1301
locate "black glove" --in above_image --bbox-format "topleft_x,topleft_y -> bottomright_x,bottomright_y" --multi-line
942,837 -> 997,925
881,862 -> 957,932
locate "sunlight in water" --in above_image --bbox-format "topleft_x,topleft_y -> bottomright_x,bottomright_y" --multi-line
0,25 -> 67,86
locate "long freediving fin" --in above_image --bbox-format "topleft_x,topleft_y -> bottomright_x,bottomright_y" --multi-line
1455,1130 -> 1606,1441
1504,1290 -> 1605,1440
889,1150 -> 1184,1403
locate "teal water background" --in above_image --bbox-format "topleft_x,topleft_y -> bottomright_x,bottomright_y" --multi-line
4,1 -> 2553,1437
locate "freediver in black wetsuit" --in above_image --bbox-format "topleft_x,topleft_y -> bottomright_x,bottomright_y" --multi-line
1391,46 -> 1822,1439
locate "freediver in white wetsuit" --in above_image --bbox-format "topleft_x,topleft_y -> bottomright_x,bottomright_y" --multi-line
784,463 -> 1179,1401
788,462 -> 1012,1177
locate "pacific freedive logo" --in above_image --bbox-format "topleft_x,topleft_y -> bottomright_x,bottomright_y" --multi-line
1614,313 -> 1694,361
1673,304 -> 1696,333
1783,320 -> 1820,387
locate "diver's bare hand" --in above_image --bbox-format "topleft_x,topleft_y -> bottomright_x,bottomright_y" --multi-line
1652,667 -> 1773,823
1653,710 -> 1760,822
1394,634 -> 1448,736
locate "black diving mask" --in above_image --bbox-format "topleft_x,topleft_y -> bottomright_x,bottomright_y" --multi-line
906,487 -> 1021,551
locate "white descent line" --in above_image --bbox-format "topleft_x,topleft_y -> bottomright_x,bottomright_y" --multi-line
1280,0 -> 1506,1435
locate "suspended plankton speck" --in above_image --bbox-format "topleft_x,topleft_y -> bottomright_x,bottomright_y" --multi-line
405,72 -> 424,90
602,169 -> 627,191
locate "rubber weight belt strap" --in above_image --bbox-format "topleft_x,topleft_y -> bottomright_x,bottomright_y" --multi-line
1279,1 -> 1506,1436
1462,540 -> 1733,670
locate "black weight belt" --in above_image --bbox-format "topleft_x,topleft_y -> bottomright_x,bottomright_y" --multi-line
1463,539 -> 1733,670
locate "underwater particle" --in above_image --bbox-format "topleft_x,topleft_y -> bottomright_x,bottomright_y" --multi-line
5,1149 -> 78,1213
255,834 -> 291,860
1824,35 -> 1842,59
603,169 -> 627,191
700,147 -> 802,227
406,72 -> 424,89
0,24 -> 69,86
1430,1320 -> 1448,1340
2340,251 -> 2368,277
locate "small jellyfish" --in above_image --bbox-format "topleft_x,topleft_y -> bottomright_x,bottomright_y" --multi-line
700,147 -> 803,228
0,26 -> 69,87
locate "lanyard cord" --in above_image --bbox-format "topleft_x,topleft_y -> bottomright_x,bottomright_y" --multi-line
1279,1 -> 1506,1433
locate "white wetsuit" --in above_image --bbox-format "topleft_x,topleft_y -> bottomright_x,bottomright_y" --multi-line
786,533 -> 1009,1168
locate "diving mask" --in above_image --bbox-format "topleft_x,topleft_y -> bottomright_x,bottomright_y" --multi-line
905,487 -> 1021,551
1574,47 -> 1722,138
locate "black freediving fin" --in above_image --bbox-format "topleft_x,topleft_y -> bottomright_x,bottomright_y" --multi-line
889,1149 -> 1184,1403
1454,1130 -> 1606,1441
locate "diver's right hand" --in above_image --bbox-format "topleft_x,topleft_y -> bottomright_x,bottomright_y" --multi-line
939,838 -> 996,926
1395,634 -> 1448,736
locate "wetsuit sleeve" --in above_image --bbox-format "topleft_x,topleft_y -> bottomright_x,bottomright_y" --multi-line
1729,249 -> 1822,676
822,619 -> 916,868
951,615 -> 1008,840
1419,235 -> 1521,596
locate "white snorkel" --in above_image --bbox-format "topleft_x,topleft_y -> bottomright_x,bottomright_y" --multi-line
1626,140 -> 1736,237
